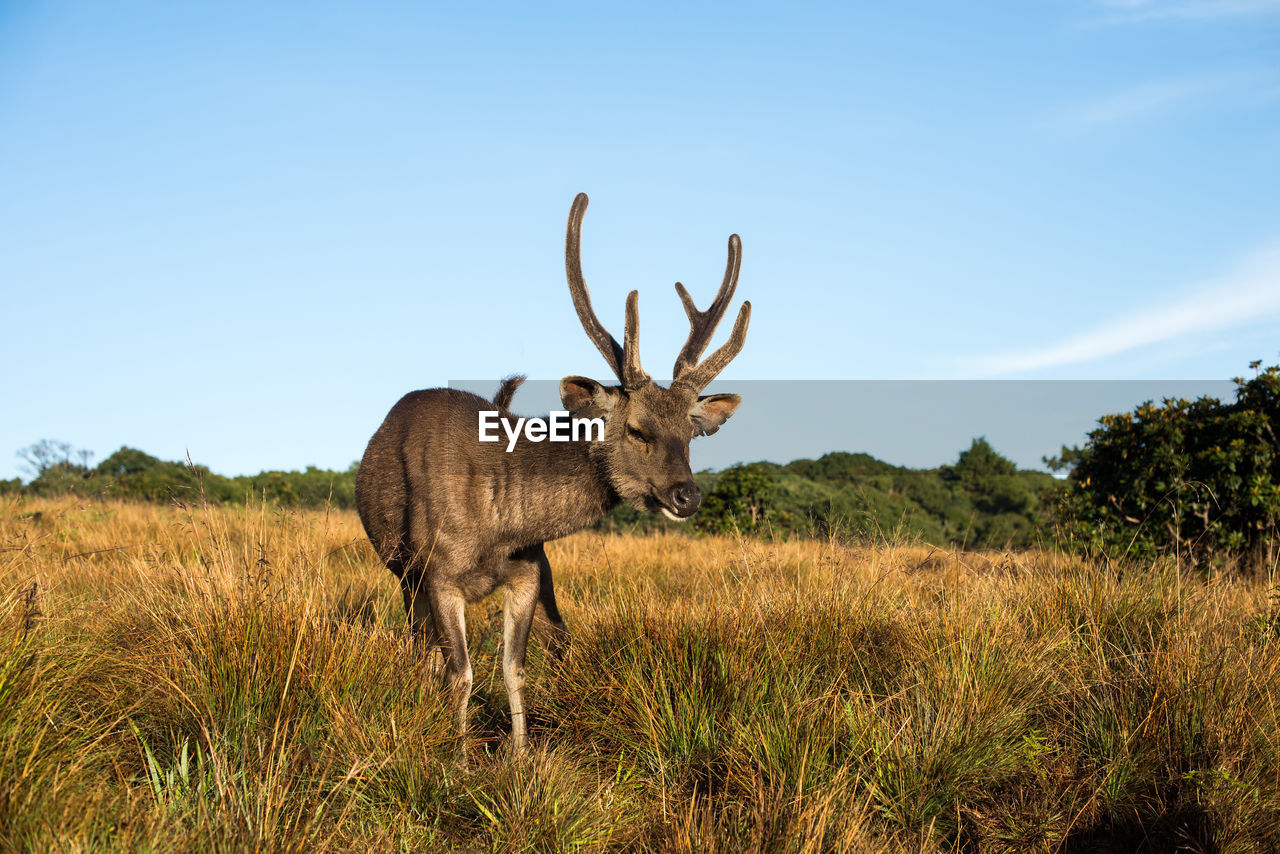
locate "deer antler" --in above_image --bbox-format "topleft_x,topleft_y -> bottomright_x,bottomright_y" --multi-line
565,193 -> 649,389
671,234 -> 751,393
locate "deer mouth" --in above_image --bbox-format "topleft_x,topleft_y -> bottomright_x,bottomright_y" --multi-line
642,494 -> 689,521
647,482 -> 701,521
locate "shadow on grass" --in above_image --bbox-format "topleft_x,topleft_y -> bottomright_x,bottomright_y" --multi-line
1063,801 -> 1215,854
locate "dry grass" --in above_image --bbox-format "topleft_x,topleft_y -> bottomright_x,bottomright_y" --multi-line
2,495 -> 1278,852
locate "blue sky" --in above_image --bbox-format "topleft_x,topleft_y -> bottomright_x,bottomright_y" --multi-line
2,0 -> 1278,480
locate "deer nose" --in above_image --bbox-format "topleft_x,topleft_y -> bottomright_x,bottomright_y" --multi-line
671,482 -> 701,516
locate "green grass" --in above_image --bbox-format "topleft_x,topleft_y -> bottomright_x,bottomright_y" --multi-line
1,496 -> 1278,851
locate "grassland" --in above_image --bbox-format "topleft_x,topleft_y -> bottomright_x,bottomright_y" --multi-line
2,496 -> 1278,852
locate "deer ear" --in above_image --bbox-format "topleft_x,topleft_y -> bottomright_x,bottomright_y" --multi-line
689,393 -> 741,437
560,376 -> 624,418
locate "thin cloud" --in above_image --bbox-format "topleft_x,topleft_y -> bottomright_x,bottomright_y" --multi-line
973,244 -> 1280,376
1057,70 -> 1267,128
1065,75 -> 1229,127
1091,0 -> 1280,23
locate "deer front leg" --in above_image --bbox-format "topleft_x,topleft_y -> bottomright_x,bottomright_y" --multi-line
428,584 -> 472,759
503,559 -> 540,755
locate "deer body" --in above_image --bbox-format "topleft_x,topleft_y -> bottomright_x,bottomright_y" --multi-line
358,388 -> 616,567
356,194 -> 752,755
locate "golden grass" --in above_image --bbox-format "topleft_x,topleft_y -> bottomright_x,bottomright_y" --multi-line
2,495 -> 1278,852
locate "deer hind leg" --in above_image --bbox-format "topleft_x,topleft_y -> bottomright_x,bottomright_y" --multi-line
530,545 -> 570,660
399,569 -> 442,670
502,548 -> 542,755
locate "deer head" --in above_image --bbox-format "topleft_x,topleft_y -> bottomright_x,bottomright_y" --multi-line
559,193 -> 751,521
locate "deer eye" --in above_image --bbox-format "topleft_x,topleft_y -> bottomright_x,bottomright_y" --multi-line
626,425 -> 648,443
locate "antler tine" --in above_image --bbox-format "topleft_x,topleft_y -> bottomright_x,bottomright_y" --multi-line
673,301 -> 751,393
622,290 -> 650,388
565,193 -> 625,383
672,234 -> 743,379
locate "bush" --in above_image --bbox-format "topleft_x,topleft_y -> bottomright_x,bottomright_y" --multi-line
1052,362 -> 1280,566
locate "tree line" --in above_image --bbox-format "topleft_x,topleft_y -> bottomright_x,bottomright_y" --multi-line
4,436 -> 1056,549
607,438 -> 1059,548
3,443 -> 359,509
8,359 -> 1278,560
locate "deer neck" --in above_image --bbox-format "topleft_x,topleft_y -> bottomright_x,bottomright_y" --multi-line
500,436 -> 617,544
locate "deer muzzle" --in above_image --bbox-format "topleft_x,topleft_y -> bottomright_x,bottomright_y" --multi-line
667,481 -> 701,519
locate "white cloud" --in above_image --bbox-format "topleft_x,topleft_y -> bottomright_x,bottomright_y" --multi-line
1091,0 -> 1280,22
973,244 -> 1280,375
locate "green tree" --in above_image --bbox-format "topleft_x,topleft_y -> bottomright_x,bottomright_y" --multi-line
19,440 -> 98,496
942,437 -> 1031,515
695,464 -> 775,534
1042,444 -> 1084,474
95,447 -> 228,502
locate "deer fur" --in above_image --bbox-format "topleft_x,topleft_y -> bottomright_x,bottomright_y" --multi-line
355,193 -> 751,755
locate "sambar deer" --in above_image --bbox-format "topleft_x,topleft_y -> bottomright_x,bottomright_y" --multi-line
355,193 -> 751,755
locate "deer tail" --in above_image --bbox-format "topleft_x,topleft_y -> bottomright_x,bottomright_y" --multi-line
494,375 -> 526,412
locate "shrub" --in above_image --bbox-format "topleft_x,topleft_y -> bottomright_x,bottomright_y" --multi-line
1052,362 -> 1280,566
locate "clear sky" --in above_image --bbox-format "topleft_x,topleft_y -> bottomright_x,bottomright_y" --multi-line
2,1 -> 1278,480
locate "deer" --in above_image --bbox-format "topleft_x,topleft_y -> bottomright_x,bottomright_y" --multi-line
354,192 -> 751,757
